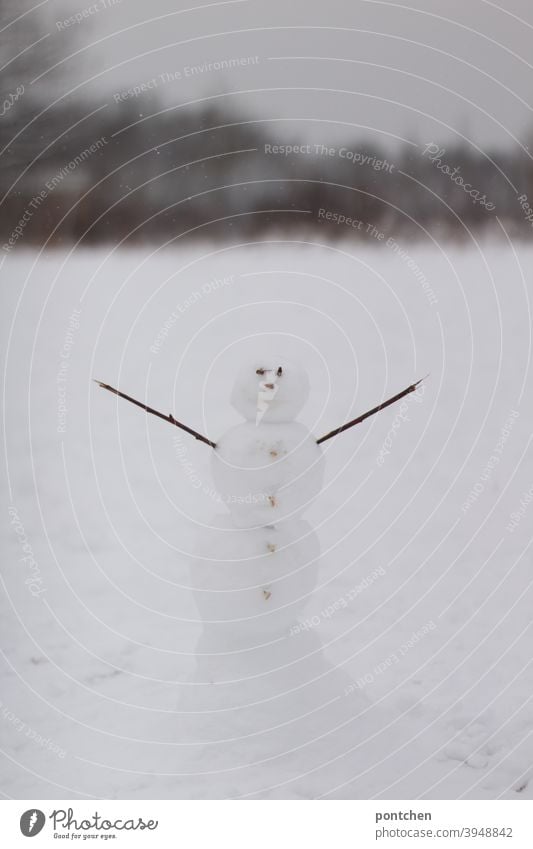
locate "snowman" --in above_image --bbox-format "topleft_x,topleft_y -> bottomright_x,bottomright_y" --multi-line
96,362 -> 421,660
191,356 -> 324,657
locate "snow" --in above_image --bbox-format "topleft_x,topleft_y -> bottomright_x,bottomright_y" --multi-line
1,240 -> 533,800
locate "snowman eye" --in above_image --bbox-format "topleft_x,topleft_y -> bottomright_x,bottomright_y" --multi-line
256,368 -> 265,375
276,367 -> 283,377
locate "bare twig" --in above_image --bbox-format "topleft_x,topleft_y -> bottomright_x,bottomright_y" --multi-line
316,377 -> 426,445
94,380 -> 216,448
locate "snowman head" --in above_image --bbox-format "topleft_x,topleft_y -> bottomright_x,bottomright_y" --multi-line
231,356 -> 310,423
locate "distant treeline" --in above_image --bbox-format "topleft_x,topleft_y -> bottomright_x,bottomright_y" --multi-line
1,95 -> 533,250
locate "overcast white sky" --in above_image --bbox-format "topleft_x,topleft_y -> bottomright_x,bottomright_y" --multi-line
37,0 -> 533,149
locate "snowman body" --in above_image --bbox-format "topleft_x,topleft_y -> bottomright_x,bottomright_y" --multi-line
192,515 -> 320,644
190,357 -> 324,650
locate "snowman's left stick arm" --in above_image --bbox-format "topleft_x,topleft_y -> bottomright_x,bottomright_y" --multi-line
94,381 -> 217,448
316,377 -> 425,445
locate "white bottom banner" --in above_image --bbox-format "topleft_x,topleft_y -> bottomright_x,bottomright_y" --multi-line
0,800 -> 531,847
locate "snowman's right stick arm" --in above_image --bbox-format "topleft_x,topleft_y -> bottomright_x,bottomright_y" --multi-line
94,380 -> 217,448
316,378 -> 425,445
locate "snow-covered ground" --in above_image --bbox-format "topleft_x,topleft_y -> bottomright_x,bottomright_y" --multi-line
1,238 -> 533,799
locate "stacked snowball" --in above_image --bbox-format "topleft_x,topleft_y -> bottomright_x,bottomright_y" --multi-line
191,356 -> 325,648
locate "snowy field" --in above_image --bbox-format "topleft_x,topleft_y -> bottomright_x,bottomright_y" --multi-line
1,238 -> 533,800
